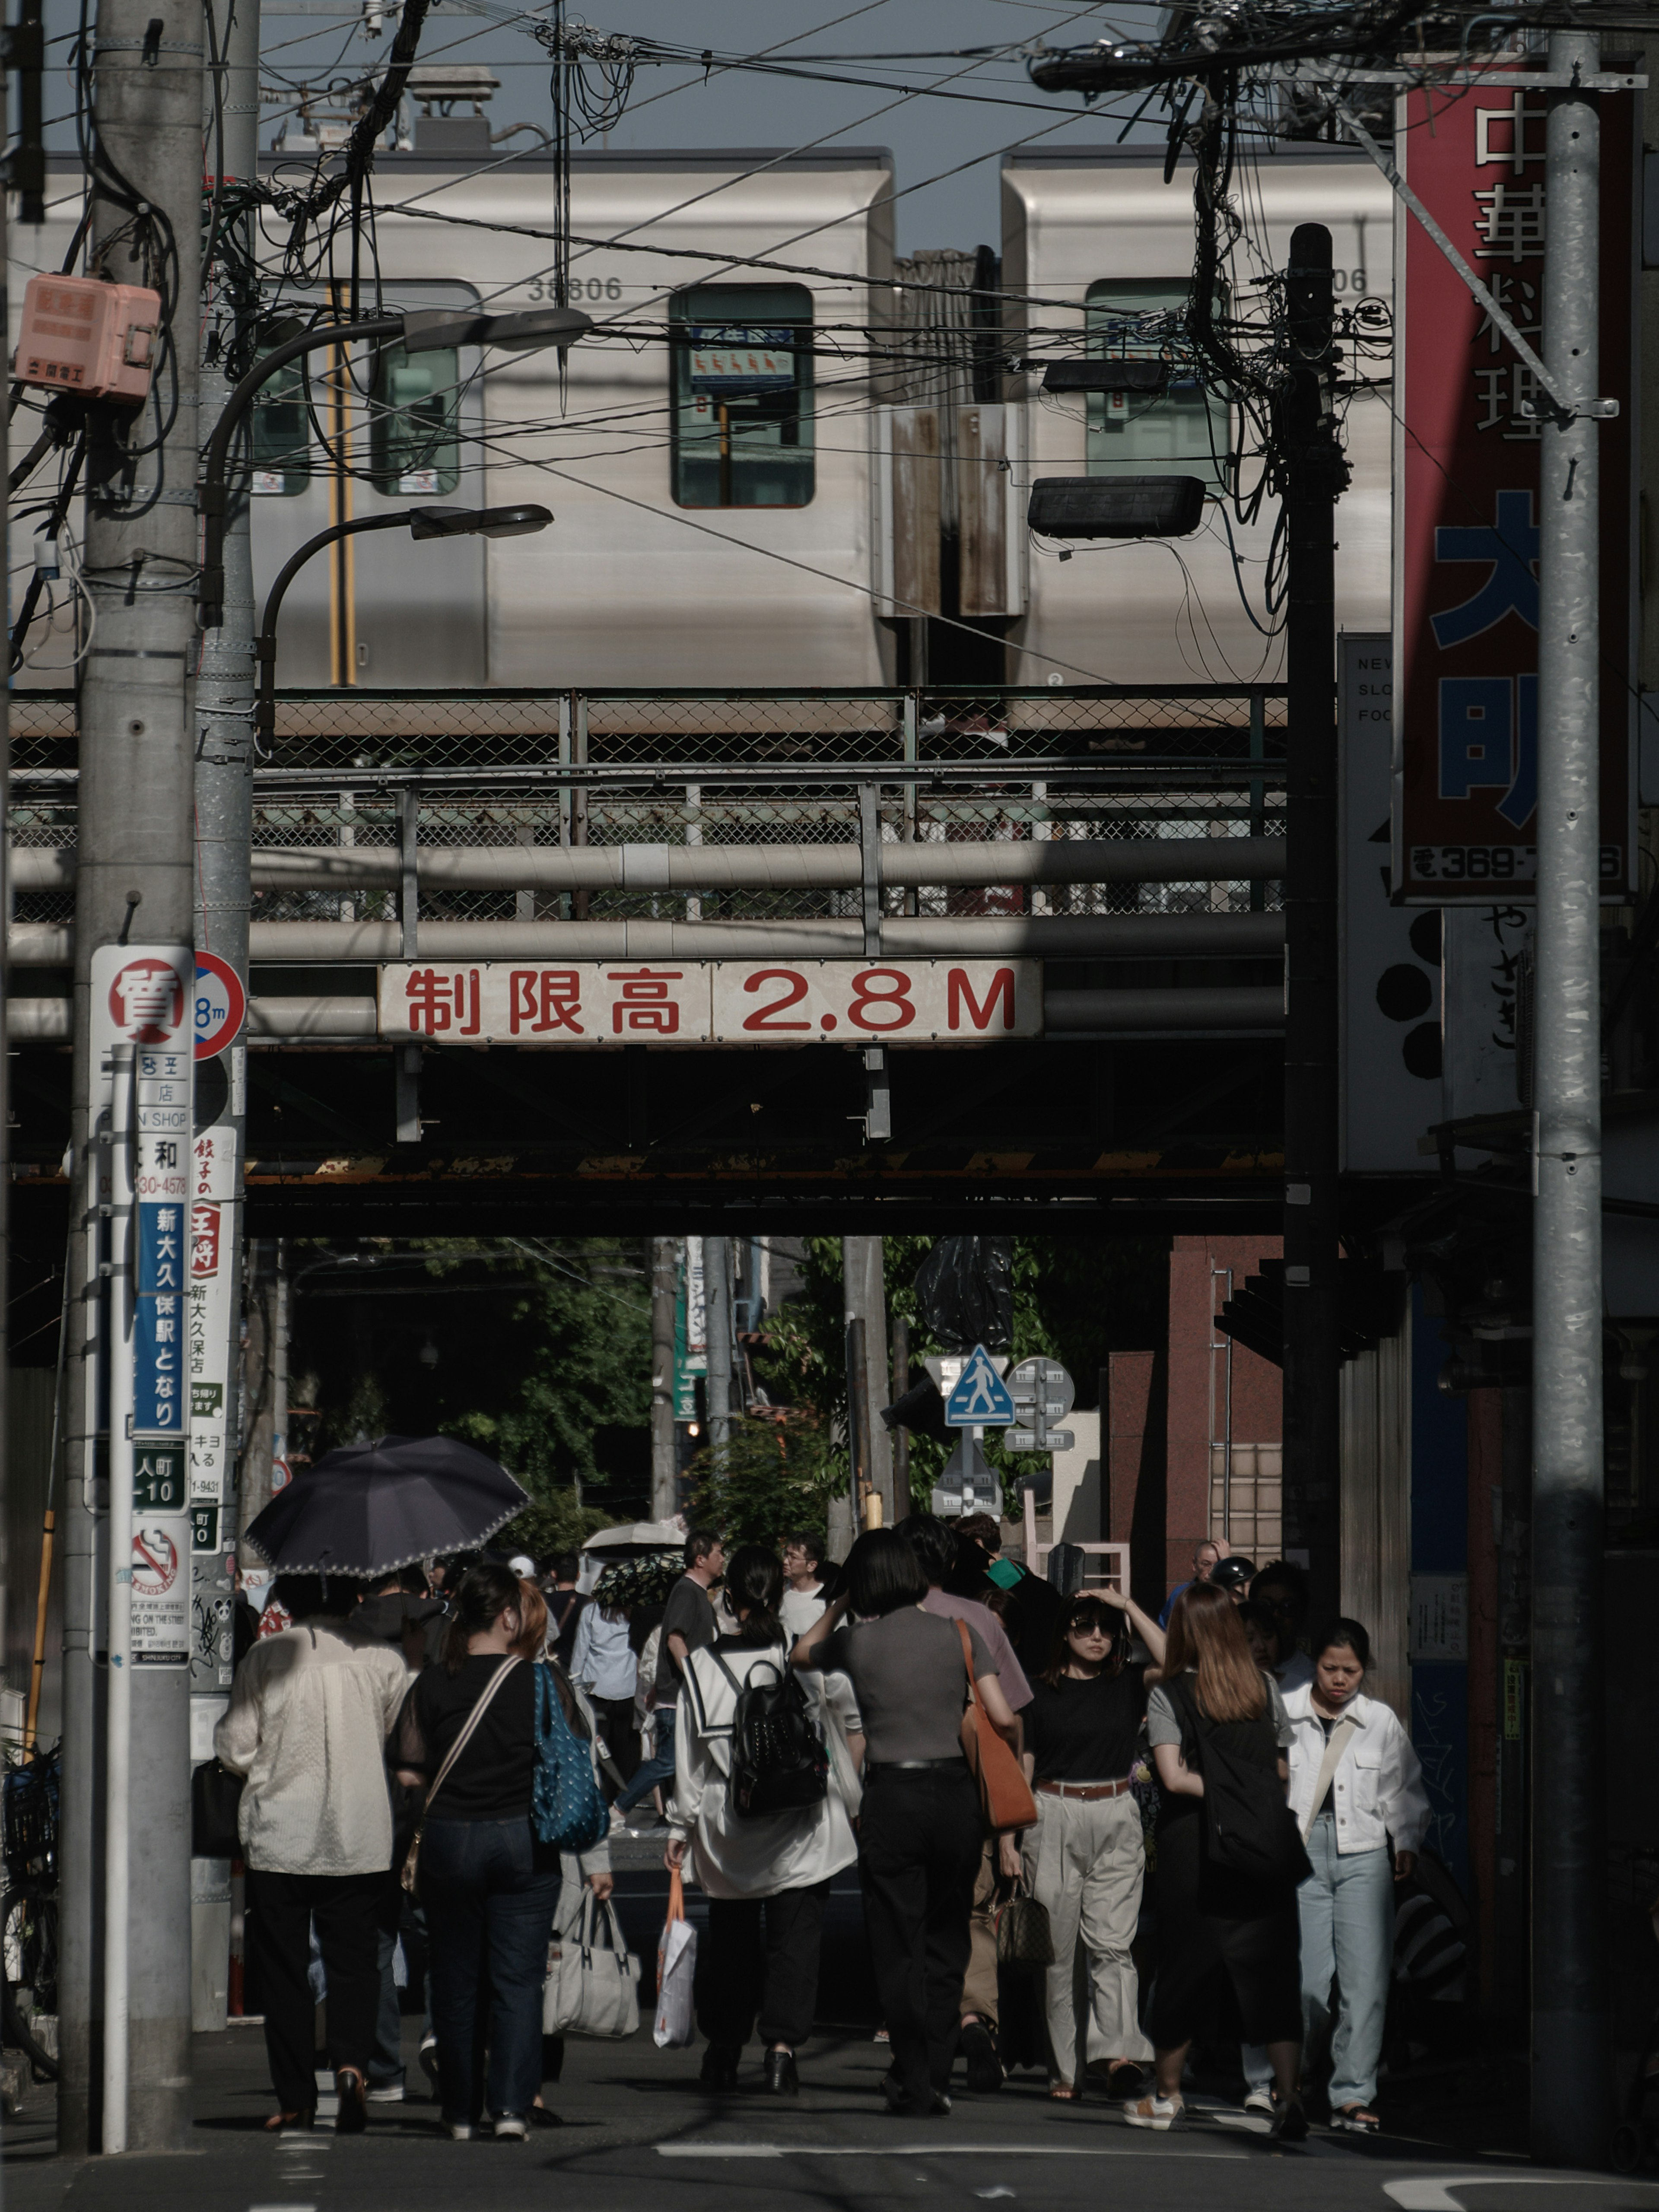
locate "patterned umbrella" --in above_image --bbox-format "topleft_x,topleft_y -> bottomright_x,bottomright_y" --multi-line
244,1433 -> 528,1577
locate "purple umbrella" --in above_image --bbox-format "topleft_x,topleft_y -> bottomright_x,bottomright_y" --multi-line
244,1433 -> 529,1577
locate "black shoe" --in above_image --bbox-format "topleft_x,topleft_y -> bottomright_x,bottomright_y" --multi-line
958,2019 -> 1004,2095
334,2069 -> 368,2135
764,2049 -> 799,2098
699,2043 -> 740,2092
1270,2099 -> 1310,2144
879,2068 -> 910,2114
927,2091 -> 953,2117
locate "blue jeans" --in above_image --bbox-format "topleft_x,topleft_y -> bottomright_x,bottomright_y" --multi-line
420,1817 -> 559,2125
1298,1824 -> 1394,2109
614,1707 -> 676,1816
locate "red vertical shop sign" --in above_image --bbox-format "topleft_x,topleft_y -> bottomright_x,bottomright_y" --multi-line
1393,73 -> 1636,902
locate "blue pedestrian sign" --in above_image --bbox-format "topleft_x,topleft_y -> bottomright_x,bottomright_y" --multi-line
945,1345 -> 1016,1428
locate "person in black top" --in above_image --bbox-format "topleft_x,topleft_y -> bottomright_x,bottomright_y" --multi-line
394,1563 -> 555,2142
1017,1587 -> 1166,2101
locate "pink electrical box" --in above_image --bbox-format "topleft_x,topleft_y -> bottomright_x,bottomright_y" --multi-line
14,274 -> 162,404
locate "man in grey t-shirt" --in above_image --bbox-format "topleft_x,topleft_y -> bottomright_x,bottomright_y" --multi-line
613,1531 -> 724,1826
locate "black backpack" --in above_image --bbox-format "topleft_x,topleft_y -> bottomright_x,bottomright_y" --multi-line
1168,1675 -> 1313,1889
709,1650 -> 829,1819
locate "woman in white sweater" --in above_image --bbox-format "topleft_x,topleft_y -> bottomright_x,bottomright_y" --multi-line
215,1573 -> 411,2133
1282,1618 -> 1430,2135
665,1545 -> 863,2098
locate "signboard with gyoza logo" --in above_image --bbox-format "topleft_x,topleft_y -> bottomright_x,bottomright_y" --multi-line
1393,71 -> 1636,900
688,327 -> 797,394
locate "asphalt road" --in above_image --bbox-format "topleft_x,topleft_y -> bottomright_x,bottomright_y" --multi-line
5,1839 -> 1651,2212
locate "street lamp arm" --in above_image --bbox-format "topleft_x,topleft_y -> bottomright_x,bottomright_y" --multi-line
254,513 -> 412,739
199,317 -> 404,628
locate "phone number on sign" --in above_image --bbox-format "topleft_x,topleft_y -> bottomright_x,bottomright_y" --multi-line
376,960 -> 1043,1044
1407,845 -> 1625,885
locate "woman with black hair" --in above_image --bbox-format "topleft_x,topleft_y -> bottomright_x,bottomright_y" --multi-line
666,1544 -> 862,2095
393,1563 -> 556,2142
794,1529 -> 1020,2117
1020,1586 -> 1166,2101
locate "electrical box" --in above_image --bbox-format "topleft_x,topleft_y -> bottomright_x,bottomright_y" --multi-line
13,274 -> 161,403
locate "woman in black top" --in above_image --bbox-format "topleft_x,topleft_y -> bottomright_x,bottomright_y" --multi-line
794,1529 -> 1017,2118
1017,1587 -> 1166,2101
394,1563 -> 556,2142
1140,1581 -> 1306,2138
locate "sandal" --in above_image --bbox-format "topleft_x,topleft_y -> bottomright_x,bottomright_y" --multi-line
1332,2105 -> 1380,2136
264,2109 -> 315,2133
1048,2082 -> 1079,2101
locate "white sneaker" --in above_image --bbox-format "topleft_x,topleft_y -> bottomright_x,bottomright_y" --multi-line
367,2081 -> 404,2104
1243,2087 -> 1275,2117
1123,2094 -> 1184,2132
494,2115 -> 528,2141
447,2122 -> 473,2141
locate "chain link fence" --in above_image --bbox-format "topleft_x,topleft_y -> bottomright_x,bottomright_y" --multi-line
10,686 -> 1287,929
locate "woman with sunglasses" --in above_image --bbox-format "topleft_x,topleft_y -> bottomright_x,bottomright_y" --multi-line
1018,1586 -> 1166,2101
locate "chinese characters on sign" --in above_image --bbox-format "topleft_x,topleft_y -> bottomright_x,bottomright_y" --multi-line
688,326 -> 797,394
134,1051 -> 190,1436
188,1125 -> 237,1513
1394,74 -> 1634,900
376,961 -> 1044,1044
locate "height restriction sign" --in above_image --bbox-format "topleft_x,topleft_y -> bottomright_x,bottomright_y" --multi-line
1392,71 -> 1637,901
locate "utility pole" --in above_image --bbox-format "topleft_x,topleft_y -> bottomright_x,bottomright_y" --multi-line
1529,26 -> 1609,2162
705,1236 -> 732,1452
1274,223 -> 1345,1627
56,0 -> 203,2152
649,1236 -> 677,1519
191,0 -> 260,2037
841,1236 -> 894,1521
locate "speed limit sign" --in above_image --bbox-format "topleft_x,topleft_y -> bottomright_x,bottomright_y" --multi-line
194,952 -> 247,1061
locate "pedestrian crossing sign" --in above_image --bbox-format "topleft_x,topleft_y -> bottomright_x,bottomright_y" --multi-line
944,1344 -> 1016,1428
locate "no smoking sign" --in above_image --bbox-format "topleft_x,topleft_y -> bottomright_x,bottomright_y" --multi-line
194,952 -> 247,1061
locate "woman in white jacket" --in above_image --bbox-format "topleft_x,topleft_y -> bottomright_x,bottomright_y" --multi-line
1283,1618 -> 1430,2135
665,1544 -> 863,2098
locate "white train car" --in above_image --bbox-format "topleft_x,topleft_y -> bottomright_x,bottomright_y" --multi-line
1001,140 -> 1393,689
9,136 -> 1391,693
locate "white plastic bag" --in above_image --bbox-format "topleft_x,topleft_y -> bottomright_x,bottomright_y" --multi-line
653,1867 -> 697,2048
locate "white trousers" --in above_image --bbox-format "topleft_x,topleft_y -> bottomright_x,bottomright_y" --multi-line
1022,1788 -> 1153,2081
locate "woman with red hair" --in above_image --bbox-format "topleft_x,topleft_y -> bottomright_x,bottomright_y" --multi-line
1130,1581 -> 1307,2139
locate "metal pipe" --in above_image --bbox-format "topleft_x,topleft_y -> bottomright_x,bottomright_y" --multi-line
9,837 -> 1288,894
227,913 -> 1284,963
650,1236 -> 678,1520
1045,987 -> 1284,1032
1530,26 -> 1610,2163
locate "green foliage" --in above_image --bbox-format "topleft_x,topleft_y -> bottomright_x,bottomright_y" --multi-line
500,1484 -> 610,1562
687,1412 -> 841,1548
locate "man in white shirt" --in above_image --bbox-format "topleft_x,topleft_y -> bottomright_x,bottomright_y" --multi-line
778,1529 -> 827,1645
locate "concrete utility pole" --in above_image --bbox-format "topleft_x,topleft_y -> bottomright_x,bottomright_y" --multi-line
649,1236 -> 678,1519
1529,27 -> 1609,2162
56,0 -> 203,2153
841,1236 -> 894,1521
1274,223 -> 1345,1628
191,0 -> 261,2034
705,1236 -> 733,1452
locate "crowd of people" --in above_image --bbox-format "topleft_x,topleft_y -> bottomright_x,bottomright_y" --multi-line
213,1513 -> 1428,2140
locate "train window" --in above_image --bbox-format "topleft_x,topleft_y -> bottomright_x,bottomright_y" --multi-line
249,323 -> 309,496
1084,279 -> 1229,490
368,342 -> 461,496
669,284 -> 815,508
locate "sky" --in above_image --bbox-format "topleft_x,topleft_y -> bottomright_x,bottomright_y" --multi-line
245,0 -> 1164,253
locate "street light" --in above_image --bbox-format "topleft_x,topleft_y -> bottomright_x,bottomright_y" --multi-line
253,503 -> 553,737
198,304 -> 588,626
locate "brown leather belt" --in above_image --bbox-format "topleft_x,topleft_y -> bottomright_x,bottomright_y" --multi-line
1036,1777 -> 1134,1801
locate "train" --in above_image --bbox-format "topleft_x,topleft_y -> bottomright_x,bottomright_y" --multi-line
8,133 -> 1391,693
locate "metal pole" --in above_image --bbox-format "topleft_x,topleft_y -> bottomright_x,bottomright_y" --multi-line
1529,26 -> 1610,2161
650,1236 -> 678,1519
101,1048 -> 135,2153
845,1314 -> 870,1527
193,0 -> 260,2036
273,1239 -> 290,1491
891,1316 -> 910,1513
705,1236 -> 732,1452
1276,222 -> 1344,1628
58,0 -> 202,2152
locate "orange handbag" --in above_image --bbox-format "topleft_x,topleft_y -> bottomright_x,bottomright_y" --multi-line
955,1619 -> 1038,1834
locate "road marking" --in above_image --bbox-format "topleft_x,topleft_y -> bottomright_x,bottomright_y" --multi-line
251,2201 -> 316,2210
1385,2181 -> 1657,2210
655,2144 -> 1249,2161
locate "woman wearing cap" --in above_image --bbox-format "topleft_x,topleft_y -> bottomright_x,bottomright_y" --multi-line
1019,1587 -> 1165,2101
1283,1619 -> 1429,2135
